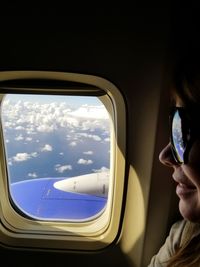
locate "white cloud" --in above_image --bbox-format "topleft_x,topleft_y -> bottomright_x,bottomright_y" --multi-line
28,172 -> 38,178
41,144 -> 53,152
77,158 -> 93,165
26,137 -> 33,142
26,127 -> 36,135
69,141 -> 77,147
92,135 -> 101,141
4,122 -> 14,129
55,164 -> 72,173
15,126 -> 25,130
37,125 -> 54,133
8,159 -> 13,166
69,105 -> 109,119
13,153 -> 31,162
12,152 -> 38,162
2,98 -> 110,138
15,134 -> 24,141
31,152 -> 38,157
77,133 -> 102,141
83,151 -> 93,155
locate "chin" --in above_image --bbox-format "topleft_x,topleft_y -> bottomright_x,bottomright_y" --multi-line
179,200 -> 200,223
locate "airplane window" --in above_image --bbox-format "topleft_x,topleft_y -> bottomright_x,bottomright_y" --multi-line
1,94 -> 111,222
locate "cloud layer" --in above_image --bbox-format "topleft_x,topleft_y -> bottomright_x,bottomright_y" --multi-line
2,95 -> 111,181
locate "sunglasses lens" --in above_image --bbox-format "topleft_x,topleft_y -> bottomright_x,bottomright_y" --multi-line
172,110 -> 185,163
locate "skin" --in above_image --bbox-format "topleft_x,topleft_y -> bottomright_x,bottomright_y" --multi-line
159,99 -> 200,223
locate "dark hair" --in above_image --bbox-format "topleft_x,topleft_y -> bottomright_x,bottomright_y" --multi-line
171,55 -> 200,106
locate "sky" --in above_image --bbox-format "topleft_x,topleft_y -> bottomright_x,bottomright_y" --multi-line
1,94 -> 111,184
2,94 -> 102,107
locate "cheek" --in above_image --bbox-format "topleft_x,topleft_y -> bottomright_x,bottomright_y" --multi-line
188,140 -> 200,166
185,140 -> 200,186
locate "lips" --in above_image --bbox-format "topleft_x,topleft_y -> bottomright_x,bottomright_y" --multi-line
176,182 -> 197,197
173,174 -> 197,197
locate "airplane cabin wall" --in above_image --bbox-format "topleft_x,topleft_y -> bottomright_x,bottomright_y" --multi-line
0,9 -> 177,267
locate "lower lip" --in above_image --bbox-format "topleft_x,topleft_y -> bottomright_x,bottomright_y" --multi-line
176,183 -> 197,197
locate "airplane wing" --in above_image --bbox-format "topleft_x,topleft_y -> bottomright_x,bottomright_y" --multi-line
10,178 -> 107,221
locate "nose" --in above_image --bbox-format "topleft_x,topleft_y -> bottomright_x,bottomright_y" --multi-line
159,142 -> 177,167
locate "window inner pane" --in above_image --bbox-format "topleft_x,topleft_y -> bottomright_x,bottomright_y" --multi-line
1,94 -> 111,221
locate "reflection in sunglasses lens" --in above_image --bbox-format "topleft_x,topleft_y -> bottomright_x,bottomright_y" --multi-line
172,111 -> 184,162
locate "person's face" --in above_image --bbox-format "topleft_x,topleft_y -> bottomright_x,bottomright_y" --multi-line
159,98 -> 200,222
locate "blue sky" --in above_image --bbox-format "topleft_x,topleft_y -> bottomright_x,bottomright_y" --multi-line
2,94 -> 111,183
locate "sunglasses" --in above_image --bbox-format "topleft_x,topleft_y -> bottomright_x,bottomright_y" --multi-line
170,107 -> 196,164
